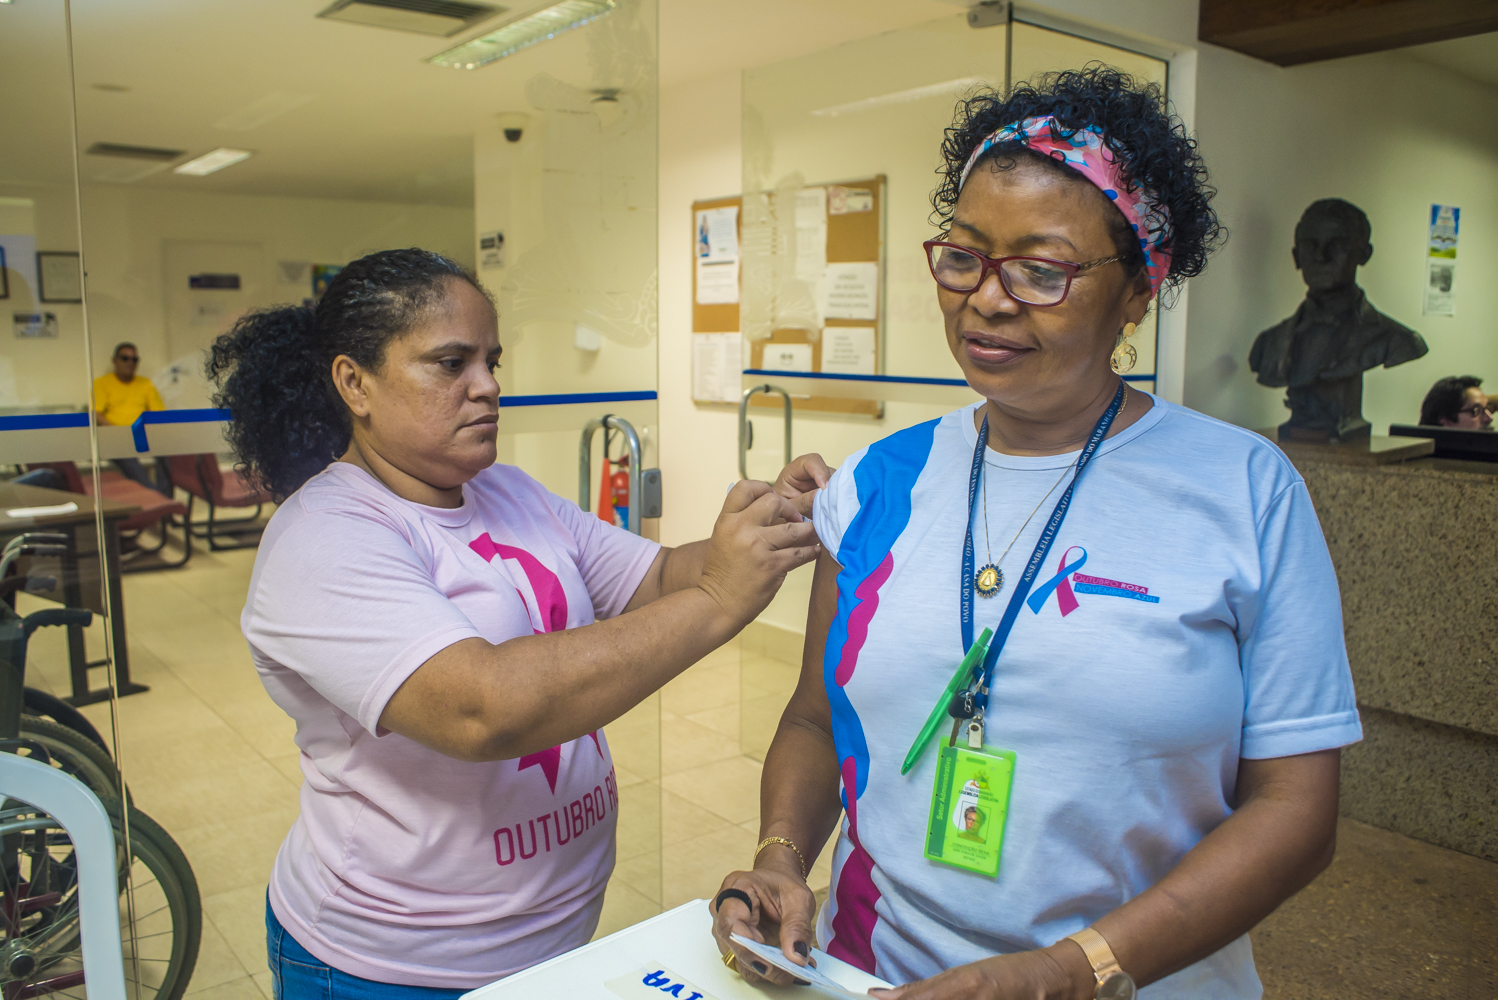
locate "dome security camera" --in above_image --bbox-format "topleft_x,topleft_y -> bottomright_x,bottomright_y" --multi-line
496,112 -> 530,143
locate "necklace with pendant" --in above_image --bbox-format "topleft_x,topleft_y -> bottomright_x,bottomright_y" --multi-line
975,388 -> 1125,597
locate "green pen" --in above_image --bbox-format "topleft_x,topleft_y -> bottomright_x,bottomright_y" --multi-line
901,626 -> 992,775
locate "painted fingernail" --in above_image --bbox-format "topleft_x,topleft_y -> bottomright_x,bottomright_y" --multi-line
793,941 -> 808,958
751,962 -> 768,975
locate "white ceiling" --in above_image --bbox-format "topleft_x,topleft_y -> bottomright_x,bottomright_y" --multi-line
0,0 -> 962,208
1400,30 -> 1498,90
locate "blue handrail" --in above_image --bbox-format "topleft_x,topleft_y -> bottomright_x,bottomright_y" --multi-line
0,413 -> 89,432
0,391 -> 661,453
132,408 -> 233,452
741,369 -> 1155,385
500,390 -> 657,407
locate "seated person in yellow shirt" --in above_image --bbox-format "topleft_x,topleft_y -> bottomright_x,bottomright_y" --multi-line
93,342 -> 170,495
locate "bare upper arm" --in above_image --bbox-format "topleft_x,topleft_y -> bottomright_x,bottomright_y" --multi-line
621,547 -> 669,613
782,548 -> 842,738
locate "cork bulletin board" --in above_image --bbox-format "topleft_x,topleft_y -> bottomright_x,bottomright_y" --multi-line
691,176 -> 886,416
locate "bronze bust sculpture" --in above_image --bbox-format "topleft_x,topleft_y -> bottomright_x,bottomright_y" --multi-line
1249,199 -> 1428,442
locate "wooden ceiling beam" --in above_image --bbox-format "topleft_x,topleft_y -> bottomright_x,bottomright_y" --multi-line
1199,0 -> 1498,66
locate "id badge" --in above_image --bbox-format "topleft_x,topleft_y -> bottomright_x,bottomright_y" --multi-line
923,744 -> 1016,877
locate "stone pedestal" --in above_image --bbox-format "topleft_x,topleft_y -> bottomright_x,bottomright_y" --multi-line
1267,435 -> 1498,861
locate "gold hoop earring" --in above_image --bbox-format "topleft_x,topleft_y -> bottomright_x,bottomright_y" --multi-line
1110,322 -> 1138,375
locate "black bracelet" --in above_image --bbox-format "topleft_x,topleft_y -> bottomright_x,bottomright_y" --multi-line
713,888 -> 753,915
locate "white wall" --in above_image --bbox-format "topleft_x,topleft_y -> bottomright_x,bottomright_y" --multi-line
657,70 -> 744,548
2,182 -> 472,411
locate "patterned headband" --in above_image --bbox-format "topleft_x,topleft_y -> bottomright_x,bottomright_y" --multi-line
958,115 -> 1172,296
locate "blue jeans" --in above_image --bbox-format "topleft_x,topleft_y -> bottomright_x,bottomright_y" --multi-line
265,899 -> 470,1000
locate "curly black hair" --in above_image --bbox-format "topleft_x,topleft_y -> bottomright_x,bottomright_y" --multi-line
933,65 -> 1224,301
207,248 -> 491,501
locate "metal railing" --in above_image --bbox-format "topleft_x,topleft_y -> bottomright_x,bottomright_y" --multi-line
739,384 -> 791,480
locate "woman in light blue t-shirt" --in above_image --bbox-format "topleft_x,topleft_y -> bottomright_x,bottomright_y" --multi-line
710,68 -> 1360,1000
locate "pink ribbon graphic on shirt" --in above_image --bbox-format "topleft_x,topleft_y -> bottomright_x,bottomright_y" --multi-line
1026,545 -> 1087,616
469,533 -> 568,634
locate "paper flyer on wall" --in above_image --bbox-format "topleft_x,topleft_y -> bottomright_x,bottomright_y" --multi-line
1423,203 -> 1458,317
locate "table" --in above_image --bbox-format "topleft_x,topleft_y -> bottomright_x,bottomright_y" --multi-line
0,481 -> 149,705
462,900 -> 889,1000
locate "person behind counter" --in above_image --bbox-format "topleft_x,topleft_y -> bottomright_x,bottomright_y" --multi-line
712,68 -> 1361,1000
207,248 -> 825,999
93,341 -> 170,495
1419,374 -> 1493,430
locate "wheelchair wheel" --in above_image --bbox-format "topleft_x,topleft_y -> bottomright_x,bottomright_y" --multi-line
0,797 -> 201,1000
21,691 -> 110,756
17,717 -> 125,804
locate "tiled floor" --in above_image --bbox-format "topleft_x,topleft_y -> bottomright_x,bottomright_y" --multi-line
16,544 -> 1497,999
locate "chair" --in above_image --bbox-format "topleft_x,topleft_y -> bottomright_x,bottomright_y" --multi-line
24,461 -> 191,571
165,454 -> 271,551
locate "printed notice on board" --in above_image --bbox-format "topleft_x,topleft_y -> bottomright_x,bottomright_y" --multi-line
692,332 -> 742,403
794,187 -> 828,283
1423,204 -> 1458,317
696,206 -> 740,305
819,262 -> 878,321
821,326 -> 876,375
760,342 -> 813,372
828,186 -> 874,215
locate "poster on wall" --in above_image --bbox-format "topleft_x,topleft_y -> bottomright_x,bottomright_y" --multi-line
0,246 -> 7,299
479,231 -> 505,269
13,312 -> 59,338
312,264 -> 344,300
695,206 -> 739,305
1423,204 -> 1458,317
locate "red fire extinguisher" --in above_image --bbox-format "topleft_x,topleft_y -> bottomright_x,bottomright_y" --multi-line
596,453 -> 613,525
611,454 -> 630,531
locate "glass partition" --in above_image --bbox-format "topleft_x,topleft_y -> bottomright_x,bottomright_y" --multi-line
3,3 -> 662,998
738,14 -> 1169,764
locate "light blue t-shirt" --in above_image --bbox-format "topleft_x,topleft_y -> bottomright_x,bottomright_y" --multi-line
811,396 -> 1360,999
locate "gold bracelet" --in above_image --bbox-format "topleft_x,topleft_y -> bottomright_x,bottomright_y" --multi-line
753,836 -> 806,879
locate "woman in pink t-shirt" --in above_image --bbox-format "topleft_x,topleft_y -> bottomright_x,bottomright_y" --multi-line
208,249 -> 824,1000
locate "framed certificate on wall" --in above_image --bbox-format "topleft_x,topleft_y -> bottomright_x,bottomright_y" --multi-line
37,251 -> 82,303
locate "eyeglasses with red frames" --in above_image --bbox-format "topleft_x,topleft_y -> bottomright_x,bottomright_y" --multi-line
923,240 -> 1125,306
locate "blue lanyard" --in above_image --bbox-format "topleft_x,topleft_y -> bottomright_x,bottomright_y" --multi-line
960,382 -> 1125,707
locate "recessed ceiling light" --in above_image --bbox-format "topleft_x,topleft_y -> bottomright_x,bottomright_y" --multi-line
427,0 -> 616,69
318,0 -> 504,37
173,148 -> 254,176
86,142 -> 184,161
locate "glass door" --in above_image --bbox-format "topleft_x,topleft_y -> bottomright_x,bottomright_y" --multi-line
4,4 -> 663,998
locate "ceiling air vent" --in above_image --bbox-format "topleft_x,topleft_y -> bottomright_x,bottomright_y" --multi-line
317,0 -> 505,37
85,142 -> 185,161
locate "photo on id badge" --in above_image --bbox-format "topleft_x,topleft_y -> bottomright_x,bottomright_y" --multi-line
925,745 -> 1015,877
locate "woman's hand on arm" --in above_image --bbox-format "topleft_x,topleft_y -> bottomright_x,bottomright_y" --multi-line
623,453 -> 832,612
774,453 -> 835,519
377,479 -> 820,762
871,749 -> 1342,1000
712,548 -> 845,986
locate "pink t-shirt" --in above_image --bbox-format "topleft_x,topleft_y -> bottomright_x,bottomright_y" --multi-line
242,462 -> 659,988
